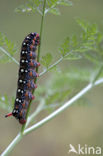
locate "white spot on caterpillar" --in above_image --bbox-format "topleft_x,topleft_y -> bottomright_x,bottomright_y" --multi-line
13,110 -> 18,113
25,70 -> 28,73
21,69 -> 24,72
21,60 -> 25,63
23,81 -> 26,84
31,33 -> 34,35
18,89 -> 21,92
23,42 -> 26,45
21,90 -> 24,94
26,36 -> 30,39
21,51 -> 25,54
16,98 -> 19,102
19,100 -> 22,103
19,79 -> 22,83
26,60 -> 28,63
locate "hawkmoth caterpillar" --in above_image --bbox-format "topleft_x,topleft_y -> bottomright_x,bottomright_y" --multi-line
5,32 -> 40,124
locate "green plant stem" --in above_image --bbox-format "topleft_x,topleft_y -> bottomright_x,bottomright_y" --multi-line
25,99 -> 45,128
23,77 -> 103,135
1,77 -> 103,156
0,47 -> 19,65
1,133 -> 22,156
37,0 -> 46,68
21,0 -> 46,133
39,51 -> 72,77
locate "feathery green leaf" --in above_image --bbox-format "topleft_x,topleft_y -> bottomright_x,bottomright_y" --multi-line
41,53 -> 53,68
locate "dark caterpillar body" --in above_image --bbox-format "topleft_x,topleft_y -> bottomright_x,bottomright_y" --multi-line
5,33 -> 40,124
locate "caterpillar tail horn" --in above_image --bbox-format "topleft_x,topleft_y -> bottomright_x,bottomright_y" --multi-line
5,112 -> 13,118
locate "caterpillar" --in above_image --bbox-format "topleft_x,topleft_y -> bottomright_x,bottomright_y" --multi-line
5,32 -> 40,124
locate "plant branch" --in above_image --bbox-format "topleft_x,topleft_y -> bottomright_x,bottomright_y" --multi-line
25,99 -> 45,128
37,0 -> 46,68
24,77 -> 103,135
1,133 -> 22,156
0,47 -> 19,65
39,51 -> 72,77
21,0 -> 47,133
40,56 -> 63,76
1,77 -> 103,156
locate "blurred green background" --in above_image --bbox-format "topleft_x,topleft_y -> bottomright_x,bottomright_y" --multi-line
0,0 -> 103,156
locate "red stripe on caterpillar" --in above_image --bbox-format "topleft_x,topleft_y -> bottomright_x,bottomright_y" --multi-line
5,32 -> 40,124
